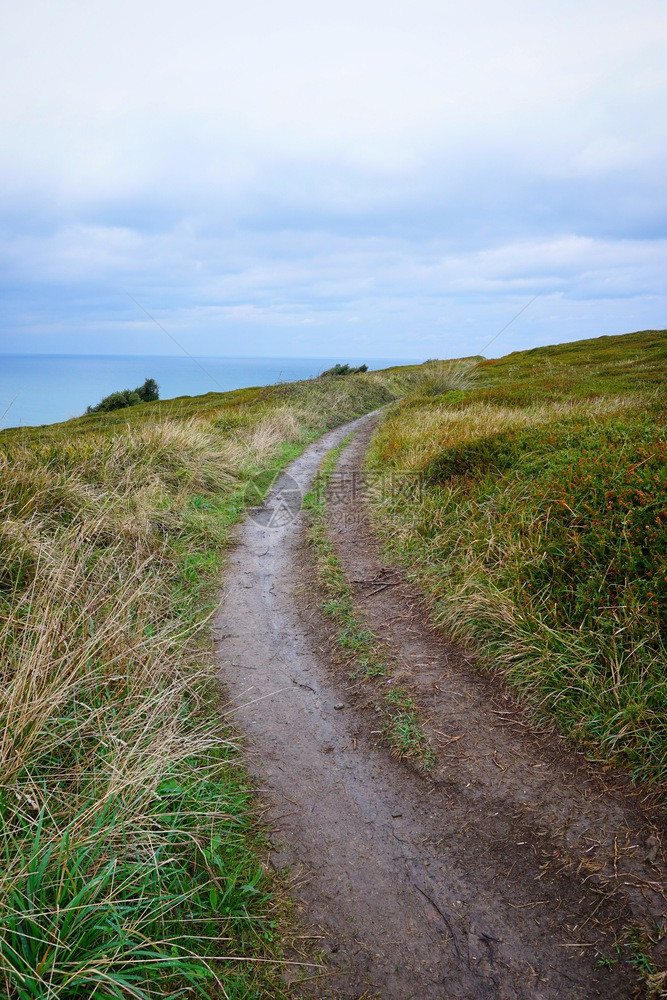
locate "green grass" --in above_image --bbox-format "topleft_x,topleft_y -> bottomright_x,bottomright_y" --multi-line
595,922 -> 667,995
0,364 -> 424,997
382,689 -> 436,769
366,329 -> 667,790
303,439 -> 435,771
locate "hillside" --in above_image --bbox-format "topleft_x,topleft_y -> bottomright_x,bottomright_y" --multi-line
1,331 -> 665,997
0,365 -> 422,998
367,329 -> 667,787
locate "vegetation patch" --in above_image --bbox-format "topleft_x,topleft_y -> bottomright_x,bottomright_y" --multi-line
366,329 -> 667,790
304,439 -> 435,771
86,376 -> 160,413
318,362 -> 369,377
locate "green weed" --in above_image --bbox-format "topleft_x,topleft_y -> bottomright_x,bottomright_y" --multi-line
382,688 -> 436,768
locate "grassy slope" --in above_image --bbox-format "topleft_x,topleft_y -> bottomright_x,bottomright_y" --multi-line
366,330 -> 667,789
0,365 -> 422,998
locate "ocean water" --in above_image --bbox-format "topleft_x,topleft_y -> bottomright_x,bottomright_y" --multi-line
0,354 -> 421,430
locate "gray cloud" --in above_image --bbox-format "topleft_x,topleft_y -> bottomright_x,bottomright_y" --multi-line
1,0 -> 665,359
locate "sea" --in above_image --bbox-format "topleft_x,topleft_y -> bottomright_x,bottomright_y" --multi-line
0,354 -> 422,431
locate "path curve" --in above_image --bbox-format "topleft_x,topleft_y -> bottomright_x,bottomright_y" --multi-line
215,413 -> 660,999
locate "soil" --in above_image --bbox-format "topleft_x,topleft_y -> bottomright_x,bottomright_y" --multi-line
215,412 -> 666,999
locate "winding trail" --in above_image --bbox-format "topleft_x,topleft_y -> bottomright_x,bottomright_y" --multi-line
215,413 -> 665,999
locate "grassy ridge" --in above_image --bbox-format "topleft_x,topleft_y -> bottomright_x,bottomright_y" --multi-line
366,330 -> 667,789
0,365 -> 421,998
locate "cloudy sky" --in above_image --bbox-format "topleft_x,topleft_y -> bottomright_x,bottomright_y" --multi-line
1,0 -> 666,359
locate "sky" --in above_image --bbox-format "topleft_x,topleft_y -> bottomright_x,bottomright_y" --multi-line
1,0 -> 666,360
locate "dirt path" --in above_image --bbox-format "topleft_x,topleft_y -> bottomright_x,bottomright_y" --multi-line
215,414 -> 665,999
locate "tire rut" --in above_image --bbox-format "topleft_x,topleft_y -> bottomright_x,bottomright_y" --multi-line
215,413 -> 664,999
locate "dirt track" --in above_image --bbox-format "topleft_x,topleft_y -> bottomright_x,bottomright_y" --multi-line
215,413 -> 665,999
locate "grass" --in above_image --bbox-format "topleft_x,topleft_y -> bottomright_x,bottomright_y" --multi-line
0,363 -> 423,998
303,439 -> 435,771
595,922 -> 667,995
382,688 -> 436,768
366,329 -> 667,791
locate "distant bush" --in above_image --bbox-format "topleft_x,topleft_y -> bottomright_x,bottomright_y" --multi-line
88,389 -> 141,413
136,377 -> 159,402
319,363 -> 368,377
86,378 -> 159,414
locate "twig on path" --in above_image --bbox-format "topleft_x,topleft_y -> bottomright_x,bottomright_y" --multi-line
362,582 -> 401,598
412,883 -> 462,956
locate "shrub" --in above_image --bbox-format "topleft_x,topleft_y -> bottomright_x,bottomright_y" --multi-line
136,377 -> 159,402
86,378 -> 160,414
319,363 -> 368,377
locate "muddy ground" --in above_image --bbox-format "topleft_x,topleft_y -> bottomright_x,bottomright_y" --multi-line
215,412 -> 665,999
